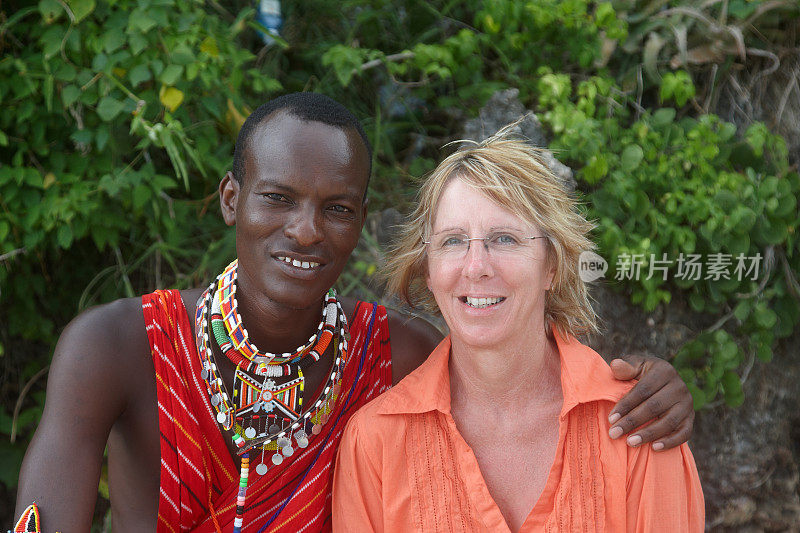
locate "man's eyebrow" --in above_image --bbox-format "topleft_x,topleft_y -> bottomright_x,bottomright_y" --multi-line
327,191 -> 363,204
252,179 -> 296,192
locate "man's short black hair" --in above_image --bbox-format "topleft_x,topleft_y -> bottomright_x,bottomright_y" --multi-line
232,92 -> 373,187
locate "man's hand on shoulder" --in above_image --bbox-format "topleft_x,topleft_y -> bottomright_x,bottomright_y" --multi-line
386,308 -> 444,385
14,297 -> 149,530
607,353 -> 695,451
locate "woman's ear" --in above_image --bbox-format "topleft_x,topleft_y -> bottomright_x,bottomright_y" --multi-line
219,171 -> 239,227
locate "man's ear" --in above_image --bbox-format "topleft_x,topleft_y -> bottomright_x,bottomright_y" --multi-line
219,171 -> 239,227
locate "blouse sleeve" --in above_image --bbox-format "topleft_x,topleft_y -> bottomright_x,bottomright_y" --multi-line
626,442 -> 705,532
332,412 -> 385,532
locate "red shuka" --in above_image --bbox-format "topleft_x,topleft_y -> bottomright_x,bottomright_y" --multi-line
143,289 -> 392,532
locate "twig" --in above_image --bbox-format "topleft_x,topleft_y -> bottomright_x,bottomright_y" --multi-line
775,70 -> 799,127
747,47 -> 781,84
113,246 -> 135,298
11,365 -> 50,443
704,63 -> 719,113
781,249 -> 800,300
357,51 -> 415,73
80,72 -> 102,91
740,348 -> 756,385
707,307 -> 736,332
636,66 -> 644,121
736,246 -> 774,298
0,247 -> 26,262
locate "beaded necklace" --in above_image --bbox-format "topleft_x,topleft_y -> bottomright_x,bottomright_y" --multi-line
194,260 -> 350,532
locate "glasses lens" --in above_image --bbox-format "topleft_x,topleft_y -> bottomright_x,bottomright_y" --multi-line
434,234 -> 469,254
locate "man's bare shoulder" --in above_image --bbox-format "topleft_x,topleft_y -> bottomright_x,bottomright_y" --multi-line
59,296 -> 148,365
386,307 -> 444,385
15,295 -> 157,528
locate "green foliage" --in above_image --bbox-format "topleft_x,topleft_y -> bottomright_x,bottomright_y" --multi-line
535,69 -> 798,408
659,70 -> 695,107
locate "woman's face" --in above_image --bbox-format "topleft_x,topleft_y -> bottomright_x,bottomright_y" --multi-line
425,178 -> 555,350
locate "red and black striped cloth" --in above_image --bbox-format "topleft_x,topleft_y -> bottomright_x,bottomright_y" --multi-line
143,289 -> 392,532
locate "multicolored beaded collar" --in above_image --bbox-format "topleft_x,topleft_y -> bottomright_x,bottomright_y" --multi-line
194,259 -> 351,533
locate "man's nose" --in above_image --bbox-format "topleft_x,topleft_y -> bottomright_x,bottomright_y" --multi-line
284,205 -> 324,246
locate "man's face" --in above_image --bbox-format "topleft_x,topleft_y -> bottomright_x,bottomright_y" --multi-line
221,111 -> 370,311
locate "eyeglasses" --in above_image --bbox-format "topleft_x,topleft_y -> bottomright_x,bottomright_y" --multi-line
423,230 -> 546,259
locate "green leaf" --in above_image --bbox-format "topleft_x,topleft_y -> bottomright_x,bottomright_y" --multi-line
38,0 -> 63,24
133,184 -> 150,209
55,63 -> 77,82
620,144 -> 643,171
102,29 -> 126,53
159,64 -> 183,85
733,300 -> 751,321
68,0 -> 95,22
721,371 -> 744,407
96,96 -> 124,121
756,344 -> 773,362
170,44 -> 195,65
128,63 -> 151,87
57,224 -> 73,248
95,125 -> 109,151
651,108 -> 676,129
686,383 -> 706,410
753,305 -> 777,329
321,44 -> 367,87
129,32 -> 148,55
0,220 -> 10,242
128,9 -> 157,33
40,26 -> 63,58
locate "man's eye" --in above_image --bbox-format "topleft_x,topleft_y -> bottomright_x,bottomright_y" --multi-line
263,193 -> 290,203
329,204 -> 353,214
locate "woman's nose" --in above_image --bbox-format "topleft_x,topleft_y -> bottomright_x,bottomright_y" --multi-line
462,240 -> 494,279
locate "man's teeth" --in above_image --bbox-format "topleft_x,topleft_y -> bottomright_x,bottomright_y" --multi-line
278,257 -> 320,269
465,297 -> 504,308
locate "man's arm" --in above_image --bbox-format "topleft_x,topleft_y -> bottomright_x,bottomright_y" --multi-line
608,354 -> 695,451
14,298 -> 143,530
386,308 -> 443,385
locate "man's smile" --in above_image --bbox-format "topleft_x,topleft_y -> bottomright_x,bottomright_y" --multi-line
276,255 -> 321,269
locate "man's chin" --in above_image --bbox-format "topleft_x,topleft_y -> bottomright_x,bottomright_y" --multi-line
263,283 -> 334,312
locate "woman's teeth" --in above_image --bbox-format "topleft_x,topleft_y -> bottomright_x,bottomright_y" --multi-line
465,297 -> 504,308
278,256 -> 320,269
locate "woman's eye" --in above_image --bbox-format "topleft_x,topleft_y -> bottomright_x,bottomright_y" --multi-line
442,236 -> 465,247
493,233 -> 519,245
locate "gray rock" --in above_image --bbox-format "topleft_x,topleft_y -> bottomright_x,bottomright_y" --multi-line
461,88 -> 576,191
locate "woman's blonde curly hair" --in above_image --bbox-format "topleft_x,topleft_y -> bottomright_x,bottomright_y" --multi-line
383,123 -> 599,338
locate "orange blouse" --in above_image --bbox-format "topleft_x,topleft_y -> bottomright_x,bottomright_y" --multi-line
332,332 -> 704,532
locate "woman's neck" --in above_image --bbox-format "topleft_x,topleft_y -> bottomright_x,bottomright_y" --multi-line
448,322 -> 562,414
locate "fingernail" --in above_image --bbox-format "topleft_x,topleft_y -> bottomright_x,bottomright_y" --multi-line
627,435 -> 642,447
652,442 -> 664,451
609,426 -> 623,439
608,413 -> 621,424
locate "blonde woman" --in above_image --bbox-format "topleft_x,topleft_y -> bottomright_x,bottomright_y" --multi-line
332,130 -> 704,532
